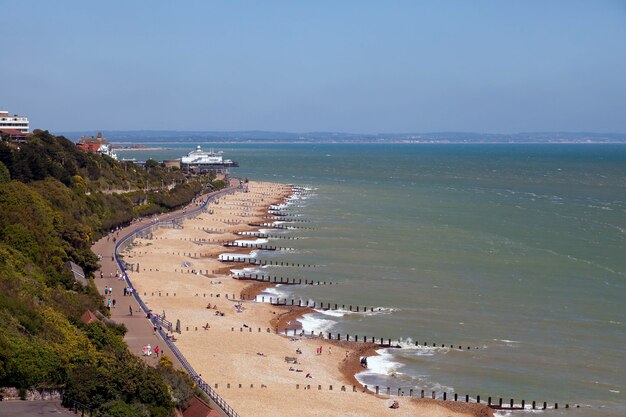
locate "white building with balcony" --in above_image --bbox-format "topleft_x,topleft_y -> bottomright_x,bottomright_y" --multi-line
0,110 -> 29,133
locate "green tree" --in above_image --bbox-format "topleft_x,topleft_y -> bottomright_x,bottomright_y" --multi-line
0,161 -> 10,183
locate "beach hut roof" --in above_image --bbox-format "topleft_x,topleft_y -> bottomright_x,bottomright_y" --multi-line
65,261 -> 88,286
80,310 -> 99,325
183,396 -> 218,417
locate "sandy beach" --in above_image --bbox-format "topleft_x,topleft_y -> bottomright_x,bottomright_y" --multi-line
121,181 -> 492,417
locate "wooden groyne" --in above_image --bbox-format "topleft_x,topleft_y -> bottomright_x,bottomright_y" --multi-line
233,272 -> 332,286
164,290 -> 483,351
237,231 -> 301,240
219,255 -> 319,268
248,222 -> 314,230
274,326 -> 483,351
260,216 -> 311,223
222,242 -> 294,251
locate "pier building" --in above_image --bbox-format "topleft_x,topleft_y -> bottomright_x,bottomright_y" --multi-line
180,146 -> 238,174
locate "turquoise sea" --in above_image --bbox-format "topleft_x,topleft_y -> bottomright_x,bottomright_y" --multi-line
119,144 -> 626,416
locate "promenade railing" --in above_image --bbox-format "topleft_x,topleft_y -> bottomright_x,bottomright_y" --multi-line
114,185 -> 242,417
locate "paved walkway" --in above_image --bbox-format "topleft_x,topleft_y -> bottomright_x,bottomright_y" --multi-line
0,400 -> 75,417
91,186 -> 237,367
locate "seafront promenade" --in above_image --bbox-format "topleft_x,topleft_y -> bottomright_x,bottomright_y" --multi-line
91,191 -> 224,364
91,183 -> 242,417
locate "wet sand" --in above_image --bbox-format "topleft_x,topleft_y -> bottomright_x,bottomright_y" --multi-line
122,180 -> 492,417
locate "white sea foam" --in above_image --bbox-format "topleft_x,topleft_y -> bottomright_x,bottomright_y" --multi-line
365,349 -> 403,376
493,339 -> 521,346
234,238 -> 269,245
269,203 -> 290,210
315,309 -> 347,318
494,405 -> 545,416
298,313 -> 337,333
355,345 -> 455,390
218,251 -> 257,261
256,285 -> 290,301
261,286 -> 286,296
231,267 -> 263,277
259,228 -> 287,234
313,306 -> 398,318
237,231 -> 260,236
393,342 -> 452,355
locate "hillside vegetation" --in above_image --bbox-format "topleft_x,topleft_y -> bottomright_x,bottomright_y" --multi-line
0,130 -> 223,416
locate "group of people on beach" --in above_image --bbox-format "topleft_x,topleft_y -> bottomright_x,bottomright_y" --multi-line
206,303 -> 225,316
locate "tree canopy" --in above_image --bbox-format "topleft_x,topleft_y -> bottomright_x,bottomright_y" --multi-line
0,131 -> 227,415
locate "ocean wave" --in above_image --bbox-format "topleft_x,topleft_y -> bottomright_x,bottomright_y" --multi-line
259,228 -> 288,234
234,238 -> 269,245
363,349 -> 403,376
262,286 -> 286,296
392,341 -> 453,355
355,348 -> 455,393
493,338 -> 521,346
231,267 -> 263,276
218,251 -> 257,261
298,313 -> 338,333
256,285 -> 290,301
313,307 -> 399,318
269,203 -> 290,210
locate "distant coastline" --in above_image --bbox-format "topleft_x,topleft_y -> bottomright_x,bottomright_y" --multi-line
113,146 -> 170,151
58,130 -> 626,144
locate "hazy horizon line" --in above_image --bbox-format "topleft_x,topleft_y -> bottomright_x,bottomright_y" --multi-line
54,129 -> 626,136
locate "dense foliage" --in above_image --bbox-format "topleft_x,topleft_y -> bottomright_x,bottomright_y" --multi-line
0,131 -> 225,415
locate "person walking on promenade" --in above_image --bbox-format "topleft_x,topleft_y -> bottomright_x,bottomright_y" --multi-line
129,305 -> 133,316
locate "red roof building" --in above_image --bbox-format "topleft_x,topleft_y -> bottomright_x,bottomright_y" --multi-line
0,128 -> 28,143
80,310 -> 99,325
182,396 -> 220,417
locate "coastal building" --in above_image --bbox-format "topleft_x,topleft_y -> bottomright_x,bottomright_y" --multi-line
0,110 -> 29,133
76,132 -> 118,160
80,310 -> 99,325
0,128 -> 28,143
180,146 -> 238,174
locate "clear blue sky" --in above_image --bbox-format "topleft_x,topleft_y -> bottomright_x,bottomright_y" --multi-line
1,0 -> 625,133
